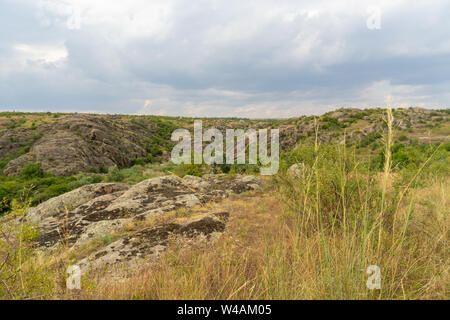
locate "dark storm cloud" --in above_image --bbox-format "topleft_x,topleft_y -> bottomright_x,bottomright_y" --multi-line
0,0 -> 449,117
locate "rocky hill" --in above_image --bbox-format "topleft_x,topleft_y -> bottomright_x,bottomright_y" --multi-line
0,114 -> 163,176
0,108 -> 448,177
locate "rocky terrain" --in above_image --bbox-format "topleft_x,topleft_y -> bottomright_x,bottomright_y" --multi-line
0,108 -> 448,275
0,108 -> 448,177
24,174 -> 261,273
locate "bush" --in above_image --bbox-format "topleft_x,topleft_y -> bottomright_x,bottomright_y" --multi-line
372,142 -> 449,172
67,174 -> 102,190
131,158 -> 145,166
0,172 -> 108,215
119,166 -> 146,184
98,165 -> 108,174
146,144 -> 163,157
319,116 -> 341,130
170,164 -> 205,177
107,165 -> 124,182
357,132 -> 382,148
21,163 -> 44,179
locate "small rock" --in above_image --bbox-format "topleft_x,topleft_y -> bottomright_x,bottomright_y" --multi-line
287,163 -> 306,179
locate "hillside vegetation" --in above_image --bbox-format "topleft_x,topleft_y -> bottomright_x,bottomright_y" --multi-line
0,107 -> 448,214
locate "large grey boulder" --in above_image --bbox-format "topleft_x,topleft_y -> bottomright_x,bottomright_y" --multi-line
26,183 -> 129,225
29,174 -> 261,251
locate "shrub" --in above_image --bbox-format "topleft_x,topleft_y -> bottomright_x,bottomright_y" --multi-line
146,144 -> 163,157
0,173 -> 109,214
67,174 -> 102,190
319,116 -> 341,130
372,142 -> 449,173
107,165 -> 124,182
119,166 -> 145,184
171,164 -> 204,177
21,163 -> 44,179
131,158 -> 145,166
357,132 -> 382,148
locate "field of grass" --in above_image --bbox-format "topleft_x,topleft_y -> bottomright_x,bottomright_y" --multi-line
0,110 -> 448,300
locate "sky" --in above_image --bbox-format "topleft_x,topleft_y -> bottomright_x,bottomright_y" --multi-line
1,0 -> 449,118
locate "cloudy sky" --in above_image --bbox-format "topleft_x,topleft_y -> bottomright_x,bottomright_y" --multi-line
1,0 -> 449,117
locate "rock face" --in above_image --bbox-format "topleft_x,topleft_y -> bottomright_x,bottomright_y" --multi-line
26,183 -> 130,225
77,212 -> 229,273
27,174 -> 261,271
3,114 -> 156,176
